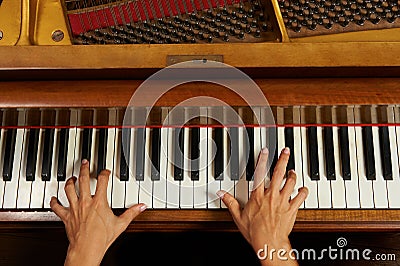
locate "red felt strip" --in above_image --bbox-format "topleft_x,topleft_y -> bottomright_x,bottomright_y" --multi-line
68,14 -> 84,35
128,2 -> 140,22
136,1 -> 147,20
144,0 -> 155,20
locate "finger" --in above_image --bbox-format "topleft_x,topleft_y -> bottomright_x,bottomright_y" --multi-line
50,197 -> 68,221
64,176 -> 78,209
217,190 -> 241,223
269,147 -> 290,192
289,187 -> 309,211
78,159 -> 91,199
94,169 -> 111,199
251,148 -> 269,197
117,203 -> 147,232
280,169 -> 297,199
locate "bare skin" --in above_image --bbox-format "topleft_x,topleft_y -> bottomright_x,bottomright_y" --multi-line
217,147 -> 309,266
50,159 -> 147,266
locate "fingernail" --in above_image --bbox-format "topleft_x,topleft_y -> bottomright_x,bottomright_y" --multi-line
140,204 -> 147,212
289,169 -> 296,175
216,190 -> 226,199
262,147 -> 268,154
82,159 -> 88,165
283,147 -> 290,154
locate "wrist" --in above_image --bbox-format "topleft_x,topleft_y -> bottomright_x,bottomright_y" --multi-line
65,244 -> 105,266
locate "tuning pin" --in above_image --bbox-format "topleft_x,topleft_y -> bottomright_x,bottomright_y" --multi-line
254,29 -> 261,38
207,35 -> 213,43
237,31 -> 245,39
223,33 -> 229,42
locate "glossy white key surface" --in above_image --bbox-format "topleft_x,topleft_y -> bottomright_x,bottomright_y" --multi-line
30,129 -> 45,208
220,127 -> 233,209
387,125 -> 400,208
153,127 -> 168,208
166,127 -> 179,208
331,126 -> 346,208
235,126 -> 248,207
16,129 -> 31,208
3,128 -> 25,208
112,129 -> 125,208
125,128 -> 139,208
193,125 -> 207,209
181,127 -> 193,208
355,126 -> 374,208
371,126 -> 389,208
317,127 -> 332,208
105,127 -> 116,207
89,128 -> 97,195
207,127 -> 220,208
43,129 -> 59,209
301,127 -> 318,208
139,128 -> 152,207
293,126 -> 304,208
345,126 -> 361,208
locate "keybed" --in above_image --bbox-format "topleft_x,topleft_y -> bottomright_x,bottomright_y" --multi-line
1,105 -> 400,210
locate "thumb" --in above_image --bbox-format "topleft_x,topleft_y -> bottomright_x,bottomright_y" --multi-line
117,203 -> 147,231
217,190 -> 241,223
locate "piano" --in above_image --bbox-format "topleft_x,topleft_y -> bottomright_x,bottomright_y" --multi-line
1,0 -> 400,233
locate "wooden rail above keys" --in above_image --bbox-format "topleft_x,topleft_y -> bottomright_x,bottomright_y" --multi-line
1,78 -> 400,108
1,210 -> 400,232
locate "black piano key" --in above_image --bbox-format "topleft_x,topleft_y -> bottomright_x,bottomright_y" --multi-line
214,127 -> 224,180
26,129 -> 39,181
245,127 -> 254,181
308,126 -> 319,180
229,127 -> 239,180
173,128 -> 184,181
339,126 -> 351,180
268,127 -> 278,177
362,126 -> 376,180
41,128 -> 54,181
323,127 -> 336,180
379,126 -> 392,180
190,127 -> 200,181
56,128 -> 69,181
119,128 -> 130,181
3,129 -> 17,181
81,128 -> 93,161
151,128 -> 161,181
284,127 -> 295,173
135,127 -> 146,181
96,128 -> 107,176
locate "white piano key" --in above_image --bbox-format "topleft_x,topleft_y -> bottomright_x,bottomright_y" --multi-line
317,126 -> 332,208
112,128 -> 125,208
207,127 -> 220,208
331,126 -> 346,208
139,128 -> 153,207
125,128 -> 139,208
106,127 -> 116,207
57,127 -> 77,208
387,125 -> 400,208
235,126 -> 248,207
345,126 -> 361,208
166,127 -> 179,208
181,127 -> 194,208
249,126 -> 262,194
277,126 -> 286,190
43,129 -> 60,208
16,129 -> 32,208
293,125 -> 304,208
220,127 -> 234,209
193,126 -> 208,209
30,128 -> 45,208
0,128 -> 6,207
260,126 -> 271,189
89,128 -> 97,195
153,126 -> 168,208
371,126 -> 389,208
73,128 -> 82,178
355,126 -> 374,208
3,128 -> 25,208
301,126 -> 318,208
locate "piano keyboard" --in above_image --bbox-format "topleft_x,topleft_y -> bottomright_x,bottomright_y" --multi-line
1,105 -> 400,211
